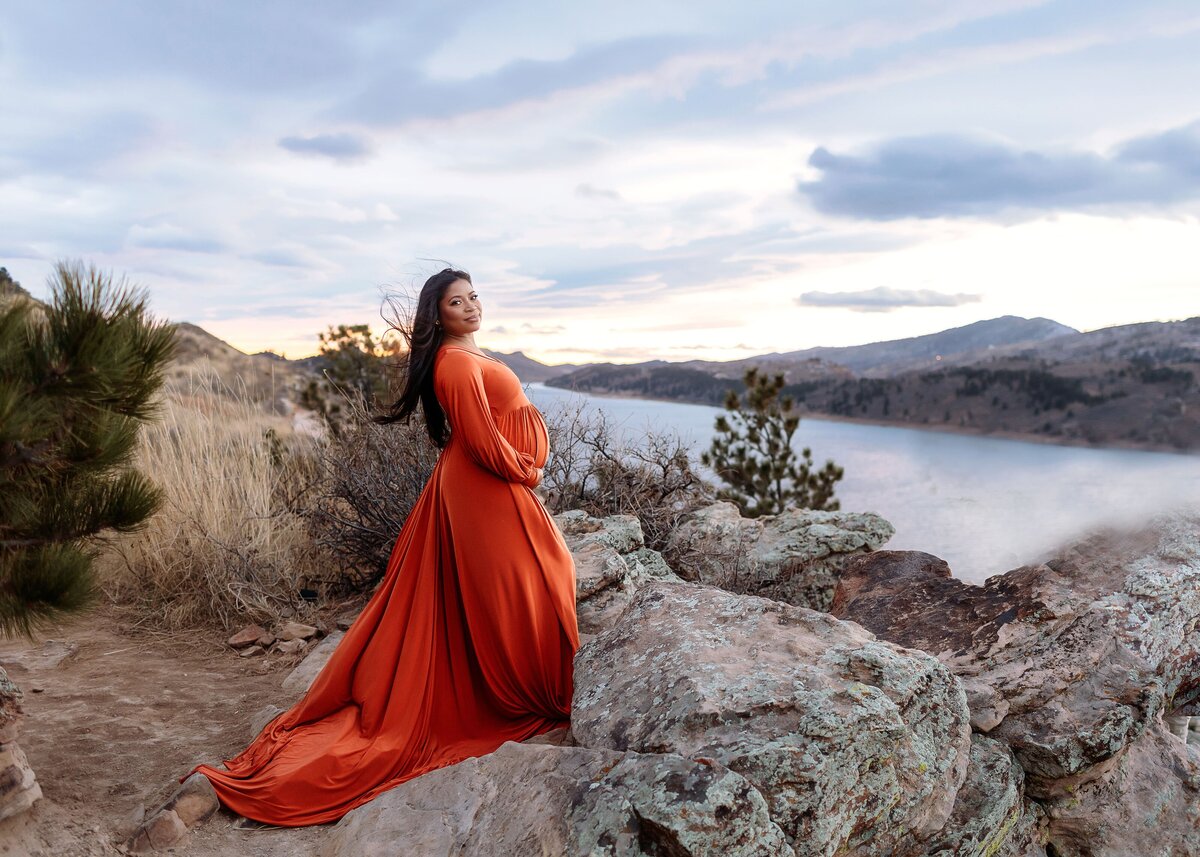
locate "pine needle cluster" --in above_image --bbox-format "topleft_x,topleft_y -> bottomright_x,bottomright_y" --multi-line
701,366 -> 845,517
0,261 -> 176,637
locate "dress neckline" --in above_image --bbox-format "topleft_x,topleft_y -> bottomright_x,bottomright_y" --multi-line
440,345 -> 505,365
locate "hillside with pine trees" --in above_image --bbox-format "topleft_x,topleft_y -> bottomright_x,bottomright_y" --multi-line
545,316 -> 1200,452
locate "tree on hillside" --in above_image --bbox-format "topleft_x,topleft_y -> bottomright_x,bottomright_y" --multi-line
300,323 -> 401,435
0,267 -> 30,299
0,261 -> 176,637
701,366 -> 845,517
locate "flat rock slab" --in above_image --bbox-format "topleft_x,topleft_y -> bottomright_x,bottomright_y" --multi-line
278,622 -> 320,642
556,511 -> 646,555
321,740 -> 791,857
280,630 -> 345,694
0,640 -> 79,671
227,625 -> 268,649
571,580 -> 971,856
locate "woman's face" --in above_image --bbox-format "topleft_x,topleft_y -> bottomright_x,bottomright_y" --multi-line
438,278 -> 482,338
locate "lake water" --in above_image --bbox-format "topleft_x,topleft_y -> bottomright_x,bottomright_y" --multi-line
525,382 -> 1200,585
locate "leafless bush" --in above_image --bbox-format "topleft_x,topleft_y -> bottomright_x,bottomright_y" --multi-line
540,398 -> 716,551
306,390 -> 440,592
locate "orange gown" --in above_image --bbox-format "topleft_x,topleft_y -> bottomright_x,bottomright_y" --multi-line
185,344 -> 579,826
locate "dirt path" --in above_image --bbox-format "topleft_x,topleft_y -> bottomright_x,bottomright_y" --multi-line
0,603 -> 353,856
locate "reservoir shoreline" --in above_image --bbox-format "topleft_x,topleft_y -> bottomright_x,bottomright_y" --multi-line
537,384 -> 1197,457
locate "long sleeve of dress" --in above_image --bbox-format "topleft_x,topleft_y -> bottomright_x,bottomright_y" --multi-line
435,351 -> 541,487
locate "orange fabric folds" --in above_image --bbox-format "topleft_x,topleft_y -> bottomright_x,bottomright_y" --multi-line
185,345 -> 580,826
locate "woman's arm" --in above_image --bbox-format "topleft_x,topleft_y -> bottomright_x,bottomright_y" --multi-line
435,351 -> 542,487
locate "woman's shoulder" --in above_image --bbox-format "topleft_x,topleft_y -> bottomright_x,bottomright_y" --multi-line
437,346 -> 476,363
434,346 -> 482,380
439,346 -> 503,365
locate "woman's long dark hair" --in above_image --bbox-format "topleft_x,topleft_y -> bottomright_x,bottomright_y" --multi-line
372,267 -> 471,446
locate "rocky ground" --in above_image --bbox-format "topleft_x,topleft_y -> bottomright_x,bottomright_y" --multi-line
1,501 -> 1198,855
0,606 -> 344,856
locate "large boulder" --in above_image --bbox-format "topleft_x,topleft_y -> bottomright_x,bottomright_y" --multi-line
922,734 -> 1046,857
830,511 -> 1200,797
571,580 -> 972,856
662,500 -> 894,610
321,740 -> 792,856
555,511 -> 684,634
282,630 -> 345,694
0,666 -> 41,821
1038,721 -> 1200,856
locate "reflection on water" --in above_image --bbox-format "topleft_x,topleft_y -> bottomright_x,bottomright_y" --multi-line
527,383 -> 1200,585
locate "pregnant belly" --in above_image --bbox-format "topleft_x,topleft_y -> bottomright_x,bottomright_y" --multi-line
496,402 -> 549,469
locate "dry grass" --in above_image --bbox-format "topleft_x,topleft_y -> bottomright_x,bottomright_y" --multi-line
94,365 -> 330,632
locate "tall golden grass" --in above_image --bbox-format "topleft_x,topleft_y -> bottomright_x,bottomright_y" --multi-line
96,363 -> 330,631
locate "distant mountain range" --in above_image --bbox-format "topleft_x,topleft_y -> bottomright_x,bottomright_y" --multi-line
538,316 -> 1077,385
538,315 -> 1200,453
771,315 -> 1078,376
486,350 -> 584,382
167,314 -> 1200,453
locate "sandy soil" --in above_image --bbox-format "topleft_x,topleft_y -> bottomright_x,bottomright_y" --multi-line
0,603 -> 359,856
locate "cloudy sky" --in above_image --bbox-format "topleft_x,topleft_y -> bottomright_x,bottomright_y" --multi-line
2,1 -> 1198,363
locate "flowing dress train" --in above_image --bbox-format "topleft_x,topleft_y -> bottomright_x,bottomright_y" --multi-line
185,344 -> 579,826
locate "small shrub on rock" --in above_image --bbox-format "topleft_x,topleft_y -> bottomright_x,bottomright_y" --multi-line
539,398 -> 714,551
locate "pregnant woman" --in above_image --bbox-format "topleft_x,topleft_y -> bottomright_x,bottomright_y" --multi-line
183,267 -> 580,826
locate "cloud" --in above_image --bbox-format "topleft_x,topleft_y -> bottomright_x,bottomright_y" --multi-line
798,121 -> 1200,220
331,1 -> 1055,130
3,111 -> 158,178
1116,125 -> 1200,177
6,1 -> 1200,364
762,31 -> 1116,113
631,319 -> 746,332
246,249 -> 312,268
490,322 -> 565,335
575,183 -> 622,200
127,224 -> 226,254
279,132 -> 374,162
796,286 -> 982,312
1,4 -> 434,93
518,322 -> 566,335
449,138 -> 611,173
509,220 -> 909,309
336,34 -> 692,126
